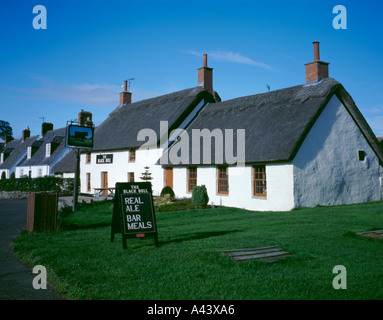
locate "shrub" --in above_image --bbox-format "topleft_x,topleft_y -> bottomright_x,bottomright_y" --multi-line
191,185 -> 209,209
160,186 -> 175,200
154,194 -> 172,207
0,175 -> 73,193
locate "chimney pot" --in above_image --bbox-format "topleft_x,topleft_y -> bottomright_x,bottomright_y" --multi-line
313,41 -> 320,61
203,54 -> 207,67
123,80 -> 128,92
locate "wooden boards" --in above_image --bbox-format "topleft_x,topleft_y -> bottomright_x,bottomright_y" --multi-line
356,230 -> 383,239
221,246 -> 290,263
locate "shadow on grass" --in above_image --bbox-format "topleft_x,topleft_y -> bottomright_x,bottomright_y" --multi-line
59,222 -> 111,231
159,229 -> 241,246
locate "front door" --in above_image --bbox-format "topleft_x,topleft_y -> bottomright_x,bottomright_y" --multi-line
165,167 -> 173,189
101,171 -> 108,195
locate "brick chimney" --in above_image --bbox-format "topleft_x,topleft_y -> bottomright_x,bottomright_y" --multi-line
4,136 -> 13,145
305,41 -> 329,83
78,110 -> 93,127
42,122 -> 53,137
22,126 -> 30,141
120,80 -> 132,105
198,54 -> 213,95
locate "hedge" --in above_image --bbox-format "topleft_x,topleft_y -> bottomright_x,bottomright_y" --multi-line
0,176 -> 74,194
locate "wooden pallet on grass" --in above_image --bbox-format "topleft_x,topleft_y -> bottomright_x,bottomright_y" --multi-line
221,246 -> 290,263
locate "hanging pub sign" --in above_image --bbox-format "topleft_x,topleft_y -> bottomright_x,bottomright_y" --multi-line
96,154 -> 113,164
66,124 -> 94,149
111,182 -> 159,249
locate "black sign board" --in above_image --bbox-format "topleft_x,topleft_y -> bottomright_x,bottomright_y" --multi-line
66,124 -> 94,149
96,154 -> 113,164
111,182 -> 158,249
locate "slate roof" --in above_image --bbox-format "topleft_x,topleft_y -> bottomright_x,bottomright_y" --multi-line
91,87 -> 216,151
0,136 -> 38,170
160,77 -> 383,165
18,127 -> 67,167
51,149 -> 76,174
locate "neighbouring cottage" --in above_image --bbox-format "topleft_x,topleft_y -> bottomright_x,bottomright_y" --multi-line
80,55 -> 220,196
0,128 -> 38,179
159,42 -> 383,211
15,123 -> 72,178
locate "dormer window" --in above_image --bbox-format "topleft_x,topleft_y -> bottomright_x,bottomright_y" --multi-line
46,143 -> 51,157
27,146 -> 32,159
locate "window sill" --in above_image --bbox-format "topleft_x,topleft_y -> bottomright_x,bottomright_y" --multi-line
252,195 -> 267,200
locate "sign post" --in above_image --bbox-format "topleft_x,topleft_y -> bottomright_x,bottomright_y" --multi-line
65,121 -> 94,212
111,182 -> 159,249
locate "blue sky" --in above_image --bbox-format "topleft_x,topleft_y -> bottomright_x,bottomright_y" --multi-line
1,0 -> 383,139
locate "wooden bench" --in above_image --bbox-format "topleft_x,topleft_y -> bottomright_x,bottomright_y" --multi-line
93,187 -> 115,199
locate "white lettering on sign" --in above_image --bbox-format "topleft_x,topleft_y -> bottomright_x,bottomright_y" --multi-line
124,197 -> 144,205
127,215 -> 141,222
126,220 -> 152,230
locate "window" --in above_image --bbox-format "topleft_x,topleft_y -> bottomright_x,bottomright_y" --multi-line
253,165 -> 267,197
188,167 -> 197,192
20,169 -> 24,176
86,173 -> 91,192
86,153 -> 91,164
128,172 -> 135,182
38,168 -> 42,177
217,166 -> 229,194
129,149 -> 136,162
27,147 -> 32,159
358,150 -> 365,161
46,143 -> 51,157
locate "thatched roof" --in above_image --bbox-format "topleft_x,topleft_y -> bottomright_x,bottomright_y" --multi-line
91,87 -> 216,151
159,78 -> 383,165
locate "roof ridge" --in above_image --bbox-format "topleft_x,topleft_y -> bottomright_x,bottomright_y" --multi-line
109,86 -> 204,117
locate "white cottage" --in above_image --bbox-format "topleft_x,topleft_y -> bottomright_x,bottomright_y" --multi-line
16,124 -> 71,178
0,129 -> 38,178
159,42 -> 383,211
80,56 -> 219,196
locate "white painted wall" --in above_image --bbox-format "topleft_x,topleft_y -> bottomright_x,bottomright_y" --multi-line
80,147 -> 165,196
0,169 -> 9,179
15,165 -> 50,178
173,163 -> 295,211
293,94 -> 382,207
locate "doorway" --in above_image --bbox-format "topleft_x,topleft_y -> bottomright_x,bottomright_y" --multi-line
101,171 -> 108,195
164,167 -> 173,189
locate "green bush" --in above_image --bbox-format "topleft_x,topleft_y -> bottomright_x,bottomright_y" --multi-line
191,185 -> 209,208
0,175 -> 73,194
160,186 -> 175,200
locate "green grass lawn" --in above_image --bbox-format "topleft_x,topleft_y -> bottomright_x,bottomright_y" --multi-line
12,200 -> 383,300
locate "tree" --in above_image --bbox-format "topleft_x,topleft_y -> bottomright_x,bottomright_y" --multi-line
140,166 -> 153,182
0,121 -> 13,140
